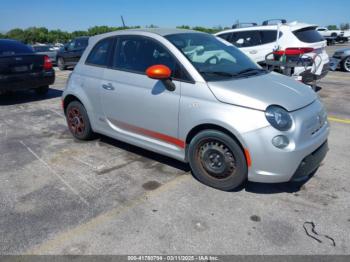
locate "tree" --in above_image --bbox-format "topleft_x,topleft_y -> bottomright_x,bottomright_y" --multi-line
71,30 -> 89,38
177,25 -> 190,29
327,25 -> 338,30
7,28 -> 26,42
88,26 -> 117,36
340,23 -> 350,30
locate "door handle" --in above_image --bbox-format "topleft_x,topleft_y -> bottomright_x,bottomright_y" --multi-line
249,50 -> 258,54
102,83 -> 115,91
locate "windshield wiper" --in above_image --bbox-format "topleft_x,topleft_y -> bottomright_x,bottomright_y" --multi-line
236,68 -> 267,76
199,71 -> 237,77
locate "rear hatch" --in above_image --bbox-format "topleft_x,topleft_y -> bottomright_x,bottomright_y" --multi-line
0,54 -> 45,76
292,26 -> 329,75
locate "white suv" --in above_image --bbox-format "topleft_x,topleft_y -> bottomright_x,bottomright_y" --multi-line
317,27 -> 350,43
215,20 -> 329,84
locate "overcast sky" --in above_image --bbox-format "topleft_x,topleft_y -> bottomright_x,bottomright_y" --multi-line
1,0 -> 349,32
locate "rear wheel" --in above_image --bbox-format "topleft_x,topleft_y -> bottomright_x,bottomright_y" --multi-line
35,85 -> 49,95
341,56 -> 350,72
188,130 -> 248,191
58,57 -> 67,71
65,101 -> 94,140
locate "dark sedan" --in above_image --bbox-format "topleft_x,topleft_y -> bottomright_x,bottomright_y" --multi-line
0,39 -> 55,95
57,36 -> 89,70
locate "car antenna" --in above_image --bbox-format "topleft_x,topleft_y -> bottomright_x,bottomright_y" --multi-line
121,15 -> 126,28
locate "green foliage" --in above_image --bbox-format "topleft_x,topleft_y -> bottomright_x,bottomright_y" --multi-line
177,25 -> 223,34
2,24 -> 225,43
176,25 -> 191,30
327,25 -> 338,30
1,25 -> 140,44
340,23 -> 350,30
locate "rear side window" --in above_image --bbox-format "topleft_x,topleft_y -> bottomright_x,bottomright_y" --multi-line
293,27 -> 324,43
86,38 -> 113,66
113,36 -> 186,80
260,30 -> 281,44
231,31 -> 261,47
0,41 -> 33,56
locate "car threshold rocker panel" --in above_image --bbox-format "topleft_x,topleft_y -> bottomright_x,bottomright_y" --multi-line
107,118 -> 185,149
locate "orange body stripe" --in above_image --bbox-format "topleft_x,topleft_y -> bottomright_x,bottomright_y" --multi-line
116,121 -> 185,148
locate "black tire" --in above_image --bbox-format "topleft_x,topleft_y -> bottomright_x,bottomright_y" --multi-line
188,130 -> 248,191
35,85 -> 49,95
65,101 -> 94,140
57,57 -> 66,71
341,56 -> 350,72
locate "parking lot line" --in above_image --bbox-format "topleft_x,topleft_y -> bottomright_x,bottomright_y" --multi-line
328,116 -> 350,124
19,140 -> 90,206
26,174 -> 190,254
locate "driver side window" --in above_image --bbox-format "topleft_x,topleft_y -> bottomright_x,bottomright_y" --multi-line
112,36 -> 189,81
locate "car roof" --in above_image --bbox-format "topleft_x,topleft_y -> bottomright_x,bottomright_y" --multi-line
126,28 -> 201,36
0,39 -> 23,44
90,28 -> 204,42
215,21 -> 318,35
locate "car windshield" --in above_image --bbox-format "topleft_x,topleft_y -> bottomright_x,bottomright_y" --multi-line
165,33 -> 266,81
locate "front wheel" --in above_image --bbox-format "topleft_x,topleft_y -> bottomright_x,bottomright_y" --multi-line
188,130 -> 248,191
65,101 -> 95,140
341,56 -> 350,72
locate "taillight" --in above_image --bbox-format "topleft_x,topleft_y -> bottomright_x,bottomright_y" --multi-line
43,55 -> 53,70
273,47 -> 314,56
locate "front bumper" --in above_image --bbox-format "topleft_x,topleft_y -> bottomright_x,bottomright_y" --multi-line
329,57 -> 341,71
242,100 -> 330,183
0,69 -> 55,93
290,140 -> 328,182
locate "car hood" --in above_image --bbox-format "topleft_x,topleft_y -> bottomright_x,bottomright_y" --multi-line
207,72 -> 317,111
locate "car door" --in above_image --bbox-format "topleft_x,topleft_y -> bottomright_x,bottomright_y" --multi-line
257,30 -> 279,62
100,35 -> 184,149
63,40 -> 76,63
83,37 -> 114,119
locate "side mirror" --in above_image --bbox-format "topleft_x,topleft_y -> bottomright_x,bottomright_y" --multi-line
146,65 -> 171,80
146,65 -> 175,91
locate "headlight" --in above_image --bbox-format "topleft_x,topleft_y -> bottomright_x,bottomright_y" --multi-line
265,105 -> 292,131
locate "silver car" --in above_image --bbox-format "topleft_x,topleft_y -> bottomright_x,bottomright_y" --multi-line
62,29 -> 330,191
32,45 -> 57,65
330,48 -> 350,72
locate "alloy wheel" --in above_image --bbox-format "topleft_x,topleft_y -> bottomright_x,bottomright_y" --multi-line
67,107 -> 85,136
344,57 -> 350,72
